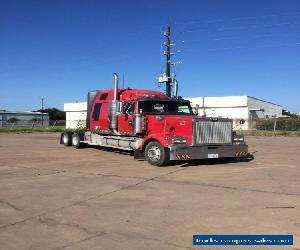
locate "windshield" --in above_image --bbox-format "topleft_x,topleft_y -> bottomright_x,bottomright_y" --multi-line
139,100 -> 193,115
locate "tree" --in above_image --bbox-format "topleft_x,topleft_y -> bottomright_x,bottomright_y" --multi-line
7,117 -> 19,123
282,110 -> 300,118
30,118 -> 42,122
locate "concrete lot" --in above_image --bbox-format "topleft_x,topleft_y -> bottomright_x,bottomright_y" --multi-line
0,133 -> 299,250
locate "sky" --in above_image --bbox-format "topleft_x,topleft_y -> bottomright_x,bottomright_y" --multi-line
0,0 -> 300,112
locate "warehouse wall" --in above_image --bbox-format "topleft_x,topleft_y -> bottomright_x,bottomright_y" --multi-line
186,96 -> 283,130
247,96 -> 283,118
65,111 -> 87,129
64,102 -> 87,129
187,96 -> 249,130
187,96 -> 248,108
246,97 -> 283,129
199,107 -> 249,130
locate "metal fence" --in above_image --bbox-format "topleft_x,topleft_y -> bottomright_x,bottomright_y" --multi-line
232,117 -> 300,132
0,120 -> 65,128
49,120 -> 66,127
256,118 -> 300,132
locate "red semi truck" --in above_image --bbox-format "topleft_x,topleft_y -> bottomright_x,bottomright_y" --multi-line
61,73 -> 248,166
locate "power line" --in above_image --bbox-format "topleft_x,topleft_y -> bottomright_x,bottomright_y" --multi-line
184,33 -> 300,43
183,42 -> 300,52
174,11 -> 300,26
180,21 -> 299,34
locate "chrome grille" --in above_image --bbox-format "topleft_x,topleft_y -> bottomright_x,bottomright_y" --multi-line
193,119 -> 232,145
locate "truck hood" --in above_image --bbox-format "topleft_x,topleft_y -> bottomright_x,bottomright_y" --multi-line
144,114 -> 195,144
144,114 -> 232,146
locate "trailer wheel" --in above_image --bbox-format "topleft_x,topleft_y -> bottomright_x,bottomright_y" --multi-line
144,141 -> 169,166
62,132 -> 72,146
72,133 -> 82,149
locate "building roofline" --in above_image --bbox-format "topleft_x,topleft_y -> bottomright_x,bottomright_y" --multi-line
246,96 -> 282,107
186,95 -> 248,99
0,111 -> 49,115
186,95 -> 282,108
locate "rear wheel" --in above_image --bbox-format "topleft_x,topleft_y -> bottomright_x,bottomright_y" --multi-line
62,132 -> 71,146
144,141 -> 169,166
72,133 -> 82,149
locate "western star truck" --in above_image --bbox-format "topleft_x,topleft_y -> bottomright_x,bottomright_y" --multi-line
61,73 -> 248,166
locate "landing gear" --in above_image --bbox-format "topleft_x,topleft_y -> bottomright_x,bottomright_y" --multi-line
144,141 -> 169,167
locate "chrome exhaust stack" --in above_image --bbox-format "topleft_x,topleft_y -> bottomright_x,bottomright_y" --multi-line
113,73 -> 118,101
173,79 -> 178,97
109,73 -> 120,131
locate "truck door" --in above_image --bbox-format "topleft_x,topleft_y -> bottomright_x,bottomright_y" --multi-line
89,92 -> 110,131
90,103 -> 102,130
118,101 -> 135,134
98,102 -> 109,130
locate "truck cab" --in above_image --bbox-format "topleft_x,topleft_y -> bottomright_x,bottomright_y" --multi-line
62,73 -> 248,166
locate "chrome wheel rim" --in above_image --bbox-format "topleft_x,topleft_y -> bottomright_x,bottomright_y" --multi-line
72,136 -> 79,146
147,146 -> 161,161
63,135 -> 68,144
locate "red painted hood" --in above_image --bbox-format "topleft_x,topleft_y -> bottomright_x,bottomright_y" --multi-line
144,114 -> 195,146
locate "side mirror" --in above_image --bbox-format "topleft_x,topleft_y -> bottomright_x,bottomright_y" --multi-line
193,107 -> 198,116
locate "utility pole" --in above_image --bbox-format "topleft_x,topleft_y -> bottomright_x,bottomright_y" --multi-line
273,115 -> 277,135
41,98 -> 44,126
164,26 -> 172,97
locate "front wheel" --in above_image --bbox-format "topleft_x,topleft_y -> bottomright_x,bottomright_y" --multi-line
144,141 -> 169,166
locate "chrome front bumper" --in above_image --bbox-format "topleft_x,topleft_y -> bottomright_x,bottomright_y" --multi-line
169,143 -> 248,160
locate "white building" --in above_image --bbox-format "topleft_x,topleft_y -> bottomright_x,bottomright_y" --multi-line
64,96 -> 283,130
186,96 -> 283,130
64,102 -> 87,129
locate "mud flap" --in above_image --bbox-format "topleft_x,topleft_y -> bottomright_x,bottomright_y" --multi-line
60,133 -> 64,144
134,150 -> 145,159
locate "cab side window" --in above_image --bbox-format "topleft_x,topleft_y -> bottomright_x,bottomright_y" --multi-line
99,93 -> 108,100
122,102 -> 135,115
92,103 -> 102,120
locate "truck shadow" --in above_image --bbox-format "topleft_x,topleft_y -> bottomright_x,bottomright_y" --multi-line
92,145 -> 134,156
86,145 -> 254,167
177,154 -> 255,167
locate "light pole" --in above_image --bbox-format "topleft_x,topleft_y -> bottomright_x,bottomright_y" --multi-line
41,98 -> 44,126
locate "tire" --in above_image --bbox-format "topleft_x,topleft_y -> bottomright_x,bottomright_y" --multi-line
144,141 -> 170,166
72,133 -> 82,149
62,132 -> 72,146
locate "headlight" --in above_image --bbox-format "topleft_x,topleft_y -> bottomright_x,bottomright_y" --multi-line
233,135 -> 244,142
171,137 -> 187,144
